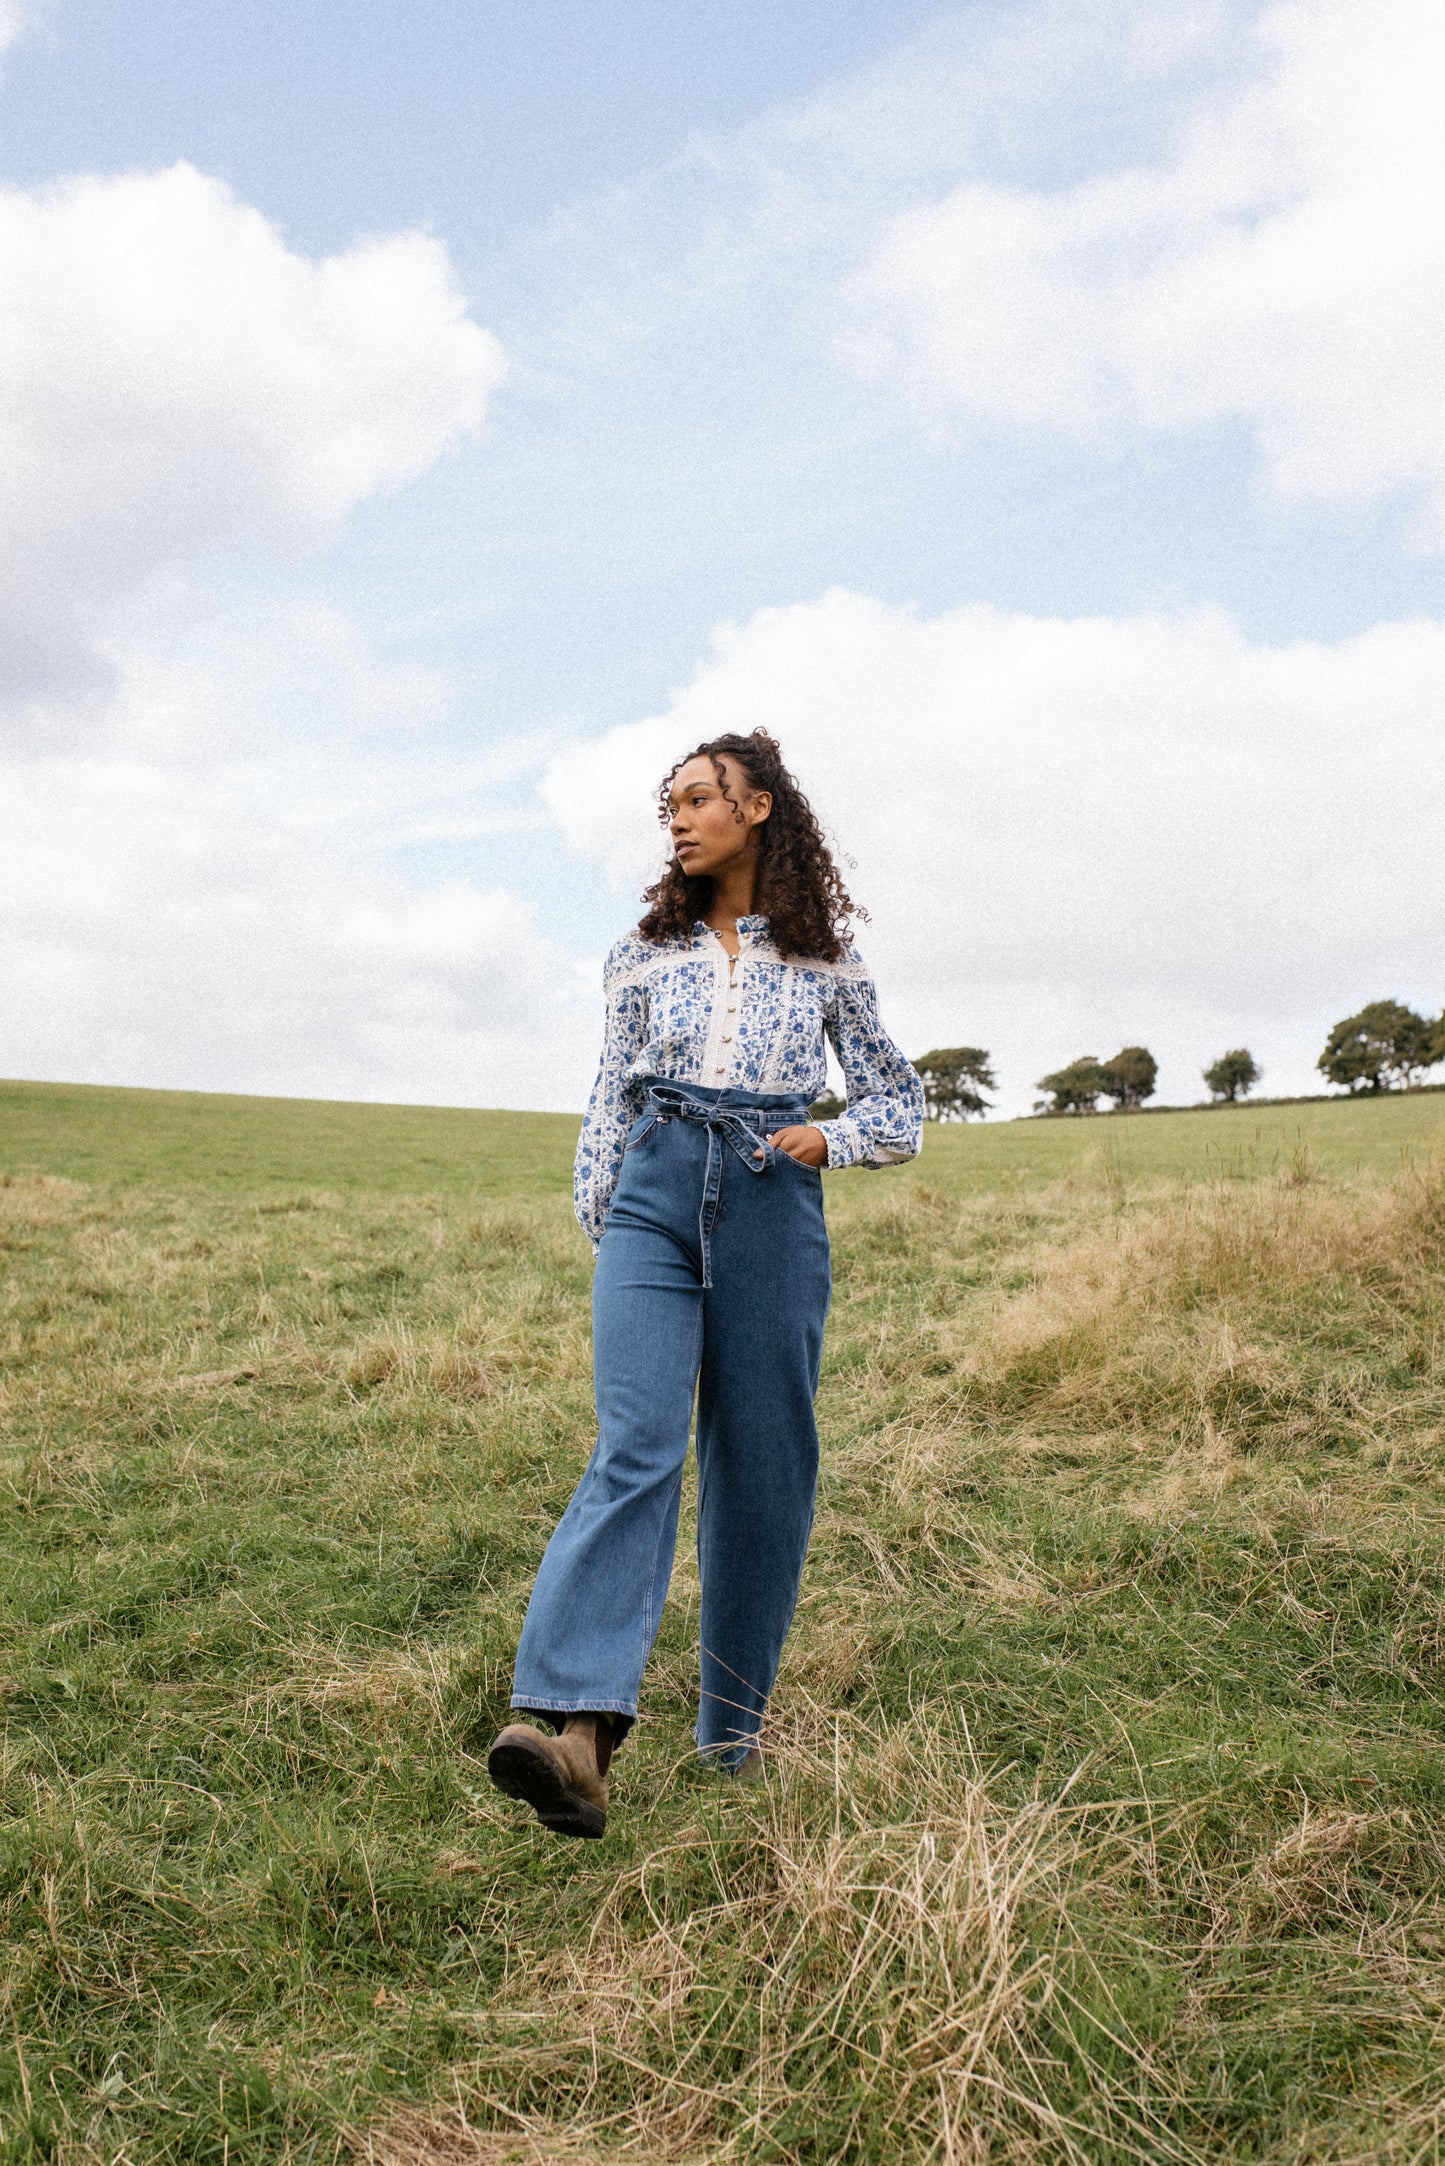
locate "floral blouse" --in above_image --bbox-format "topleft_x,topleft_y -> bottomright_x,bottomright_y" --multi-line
573,915 -> 923,1245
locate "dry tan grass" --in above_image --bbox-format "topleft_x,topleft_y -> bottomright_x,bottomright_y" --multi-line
349,2104 -> 687,2166
1018,1156 -> 1436,1332
1314,2093 -> 1445,2166
931,1161 -> 1445,1455
329,1316 -> 585,1401
0,1170 -> 90,1221
1198,1804 -> 1383,1947
240,1644 -> 454,1719
431,1703 -> 1180,2166
428,1348 -> 498,1401
167,1364 -> 262,1390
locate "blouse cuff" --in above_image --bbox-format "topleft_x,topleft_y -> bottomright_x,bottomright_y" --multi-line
814,1114 -> 865,1170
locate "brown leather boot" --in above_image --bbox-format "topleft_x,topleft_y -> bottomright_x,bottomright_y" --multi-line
487,1713 -> 614,1839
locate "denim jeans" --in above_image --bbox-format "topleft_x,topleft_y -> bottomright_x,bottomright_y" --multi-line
510,1080 -> 832,1767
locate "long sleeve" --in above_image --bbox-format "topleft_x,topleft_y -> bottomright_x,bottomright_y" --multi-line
573,943 -> 650,1247
813,949 -> 923,1171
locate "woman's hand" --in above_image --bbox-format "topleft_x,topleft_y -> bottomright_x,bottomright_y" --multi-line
762,1124 -> 828,1168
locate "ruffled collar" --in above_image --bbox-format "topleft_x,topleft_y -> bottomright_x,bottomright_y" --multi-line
694,914 -> 769,942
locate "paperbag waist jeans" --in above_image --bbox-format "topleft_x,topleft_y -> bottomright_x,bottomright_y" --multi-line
511,1079 -> 832,1767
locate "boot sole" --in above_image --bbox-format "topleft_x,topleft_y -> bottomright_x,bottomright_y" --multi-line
487,1734 -> 606,1840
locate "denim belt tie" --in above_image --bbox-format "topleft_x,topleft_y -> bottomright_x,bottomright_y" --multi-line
640,1083 -> 794,1289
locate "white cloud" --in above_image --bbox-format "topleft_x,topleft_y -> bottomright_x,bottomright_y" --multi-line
0,159 -> 560,1108
849,0 -> 1445,543
109,593 -> 456,760
0,161 -> 506,721
0,747 -> 595,1110
0,610 -> 597,1111
0,2 -> 28,61
544,589 -> 1445,1112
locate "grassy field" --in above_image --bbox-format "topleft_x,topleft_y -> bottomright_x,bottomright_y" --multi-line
3,1078 -> 1445,2164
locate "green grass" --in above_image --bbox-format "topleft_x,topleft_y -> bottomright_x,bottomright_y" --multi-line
5,1074 -> 1441,1196
2,1079 -> 1445,2163
0,1080 -> 577,1196
914,1084 -> 1445,1190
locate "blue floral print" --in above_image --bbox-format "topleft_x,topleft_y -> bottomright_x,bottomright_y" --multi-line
574,915 -> 923,1246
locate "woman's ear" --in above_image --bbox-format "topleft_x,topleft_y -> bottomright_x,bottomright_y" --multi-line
748,790 -> 773,829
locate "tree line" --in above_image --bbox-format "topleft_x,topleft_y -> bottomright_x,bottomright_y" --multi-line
809,999 -> 1445,1122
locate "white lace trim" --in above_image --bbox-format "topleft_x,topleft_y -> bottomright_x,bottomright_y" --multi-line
697,934 -> 736,1086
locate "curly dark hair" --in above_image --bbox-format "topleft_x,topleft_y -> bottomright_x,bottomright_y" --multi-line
637,730 -> 858,963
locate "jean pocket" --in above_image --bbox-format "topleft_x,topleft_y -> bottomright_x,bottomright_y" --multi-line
623,1113 -> 661,1153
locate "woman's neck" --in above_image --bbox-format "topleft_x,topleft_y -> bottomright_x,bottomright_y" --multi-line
701,864 -> 758,958
702,858 -> 758,938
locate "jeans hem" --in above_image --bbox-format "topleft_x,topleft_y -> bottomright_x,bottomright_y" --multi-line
509,1696 -> 638,1718
696,1741 -> 761,1772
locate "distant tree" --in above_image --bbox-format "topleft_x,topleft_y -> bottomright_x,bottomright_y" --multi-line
1317,1001 -> 1436,1093
914,1046 -> 997,1121
1101,1045 -> 1158,1110
1432,1010 -> 1445,1071
1034,1057 -> 1114,1115
1203,1047 -> 1261,1103
808,1089 -> 845,1121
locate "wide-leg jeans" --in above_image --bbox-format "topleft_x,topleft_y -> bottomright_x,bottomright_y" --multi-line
510,1080 -> 832,1766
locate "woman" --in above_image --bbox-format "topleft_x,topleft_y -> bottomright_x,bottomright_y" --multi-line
488,730 -> 922,1837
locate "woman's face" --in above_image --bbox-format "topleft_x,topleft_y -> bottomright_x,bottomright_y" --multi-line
667,755 -> 771,877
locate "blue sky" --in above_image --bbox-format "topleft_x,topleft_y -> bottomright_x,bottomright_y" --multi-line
2,0 -> 1441,1115
0,1 -> 953,251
